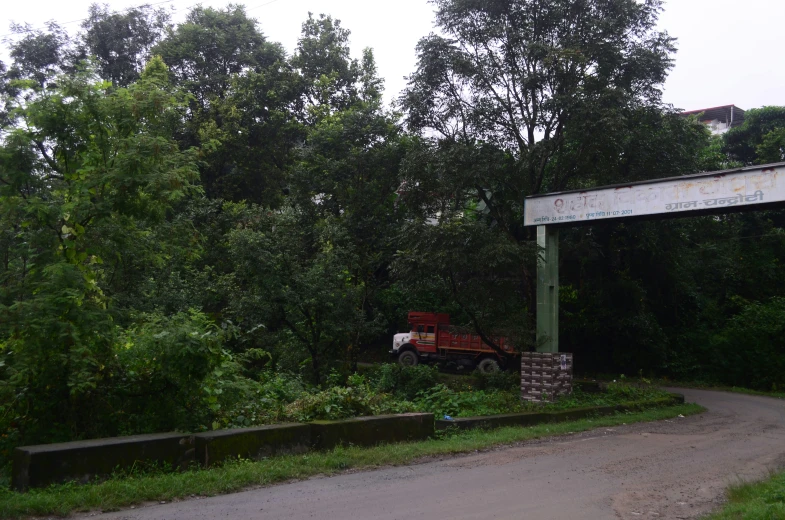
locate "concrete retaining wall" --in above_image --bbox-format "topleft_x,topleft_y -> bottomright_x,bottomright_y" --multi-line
311,413 -> 434,450
12,394 -> 684,491
436,393 -> 685,431
12,413 -> 434,491
435,412 -> 549,431
12,432 -> 195,491
195,423 -> 311,468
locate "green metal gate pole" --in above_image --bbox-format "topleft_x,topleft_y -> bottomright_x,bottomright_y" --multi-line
536,225 -> 559,353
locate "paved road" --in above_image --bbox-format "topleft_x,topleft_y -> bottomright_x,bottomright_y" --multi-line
90,389 -> 785,520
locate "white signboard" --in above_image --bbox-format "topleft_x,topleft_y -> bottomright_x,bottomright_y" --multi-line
524,164 -> 785,226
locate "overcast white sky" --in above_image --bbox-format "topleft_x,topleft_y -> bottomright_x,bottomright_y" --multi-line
2,0 -> 784,112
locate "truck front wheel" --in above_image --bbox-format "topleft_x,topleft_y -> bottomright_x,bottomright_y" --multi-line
398,350 -> 419,367
477,358 -> 500,374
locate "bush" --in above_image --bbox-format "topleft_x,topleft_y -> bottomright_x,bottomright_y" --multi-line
412,384 -> 520,418
113,310 -> 228,434
710,298 -> 785,391
210,370 -> 307,429
472,370 -> 519,391
283,377 -> 416,422
367,363 -> 440,400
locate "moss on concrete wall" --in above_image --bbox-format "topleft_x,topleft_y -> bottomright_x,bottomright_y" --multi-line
195,424 -> 311,467
12,433 -> 195,491
436,393 -> 685,431
311,413 -> 434,450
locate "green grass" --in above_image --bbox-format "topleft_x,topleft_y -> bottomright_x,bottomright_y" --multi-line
0,403 -> 703,518
704,470 -> 785,519
579,374 -> 785,400
652,380 -> 785,400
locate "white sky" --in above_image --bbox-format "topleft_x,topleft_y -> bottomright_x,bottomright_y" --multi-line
2,0 -> 784,112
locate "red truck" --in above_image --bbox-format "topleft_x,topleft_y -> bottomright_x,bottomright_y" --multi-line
390,312 -> 516,373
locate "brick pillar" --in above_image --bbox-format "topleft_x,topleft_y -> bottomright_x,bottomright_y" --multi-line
521,352 -> 573,403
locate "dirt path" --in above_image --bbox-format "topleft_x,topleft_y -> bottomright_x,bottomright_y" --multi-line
90,388 -> 785,520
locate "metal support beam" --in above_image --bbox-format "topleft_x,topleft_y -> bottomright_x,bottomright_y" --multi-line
536,225 -> 559,353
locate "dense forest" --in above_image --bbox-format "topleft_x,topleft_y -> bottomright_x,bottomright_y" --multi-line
1,0 -> 785,461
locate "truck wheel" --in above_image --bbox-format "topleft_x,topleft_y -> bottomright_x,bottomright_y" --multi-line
398,350 -> 419,367
477,358 -> 500,374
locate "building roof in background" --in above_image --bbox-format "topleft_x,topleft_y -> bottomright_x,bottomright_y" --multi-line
680,105 -> 746,135
681,104 -> 745,124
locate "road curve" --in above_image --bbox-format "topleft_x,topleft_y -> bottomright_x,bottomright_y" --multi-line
88,389 -> 785,520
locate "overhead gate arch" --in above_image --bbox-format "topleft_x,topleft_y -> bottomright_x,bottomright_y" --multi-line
523,161 -> 785,354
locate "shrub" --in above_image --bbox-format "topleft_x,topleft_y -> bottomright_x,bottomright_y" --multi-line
710,298 -> 785,391
113,310 -> 228,433
210,370 -> 307,429
282,379 -> 416,422
367,363 -> 440,400
412,384 -> 520,418
472,370 -> 519,391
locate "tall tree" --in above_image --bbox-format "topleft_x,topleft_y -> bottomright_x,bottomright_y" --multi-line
292,14 -> 367,114
228,206 -> 374,384
195,60 -> 304,204
401,0 -> 676,218
0,58 -> 201,441
724,106 -> 785,165
80,3 -> 172,87
289,66 -> 408,364
4,22 -> 76,88
154,5 -> 283,107
152,5 -> 289,201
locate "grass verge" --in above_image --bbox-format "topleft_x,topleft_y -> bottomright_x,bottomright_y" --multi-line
653,380 -> 785,400
578,374 -> 785,400
0,403 -> 703,518
704,470 -> 785,519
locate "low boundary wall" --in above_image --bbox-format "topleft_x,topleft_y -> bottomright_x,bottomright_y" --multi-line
311,413 -> 434,450
12,432 -> 195,491
12,394 -> 685,491
12,413 -> 433,491
195,423 -> 312,468
434,393 -> 685,430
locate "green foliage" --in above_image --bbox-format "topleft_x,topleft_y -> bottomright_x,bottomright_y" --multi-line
709,298 -> 785,391
0,60 -> 202,449
227,205 -> 379,384
292,14 -> 372,111
283,383 -> 413,422
2,0 -> 785,476
81,4 -> 171,87
3,22 -> 73,87
114,310 -> 228,433
366,363 -> 441,400
412,384 -> 520,418
153,5 -> 282,106
472,370 -> 520,392
724,106 -> 785,165
402,0 -> 676,193
209,370 -> 306,430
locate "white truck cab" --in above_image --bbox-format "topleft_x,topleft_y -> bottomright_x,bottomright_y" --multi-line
391,332 -> 412,355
